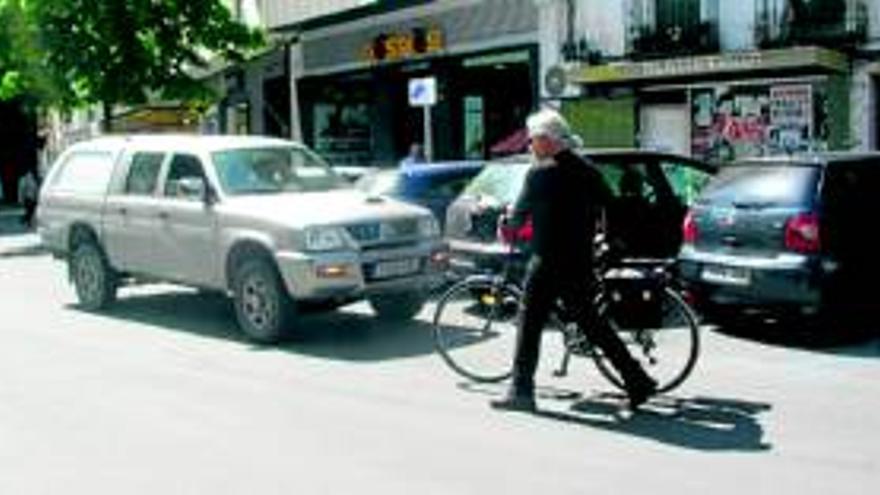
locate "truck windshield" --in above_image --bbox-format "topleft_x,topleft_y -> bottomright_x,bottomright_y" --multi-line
212,146 -> 346,195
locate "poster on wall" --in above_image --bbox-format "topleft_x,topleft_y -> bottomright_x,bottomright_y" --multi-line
691,83 -> 823,163
769,84 -> 813,154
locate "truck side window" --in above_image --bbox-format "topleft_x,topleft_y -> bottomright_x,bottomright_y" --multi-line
124,153 -> 164,195
164,154 -> 206,199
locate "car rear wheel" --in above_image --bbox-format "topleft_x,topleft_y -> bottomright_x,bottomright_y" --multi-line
70,239 -> 118,311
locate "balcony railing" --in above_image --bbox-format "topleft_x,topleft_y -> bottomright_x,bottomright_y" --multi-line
755,0 -> 868,50
629,21 -> 720,60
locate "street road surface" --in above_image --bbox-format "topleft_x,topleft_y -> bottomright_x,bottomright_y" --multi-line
1,220 -> 879,494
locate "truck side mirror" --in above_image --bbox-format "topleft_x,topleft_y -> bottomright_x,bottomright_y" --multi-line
177,177 -> 209,203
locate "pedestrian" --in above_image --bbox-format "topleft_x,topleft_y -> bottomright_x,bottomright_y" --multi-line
399,143 -> 426,169
18,170 -> 39,229
490,108 -> 657,413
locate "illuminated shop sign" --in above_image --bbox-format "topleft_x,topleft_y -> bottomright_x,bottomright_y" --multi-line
362,26 -> 444,63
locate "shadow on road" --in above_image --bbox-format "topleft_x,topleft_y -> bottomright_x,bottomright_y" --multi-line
0,242 -> 47,259
70,289 -> 438,362
459,381 -> 771,452
713,317 -> 880,359
533,392 -> 773,452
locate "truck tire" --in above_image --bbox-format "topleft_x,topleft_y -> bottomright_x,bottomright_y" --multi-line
69,239 -> 118,311
369,292 -> 427,321
231,257 -> 294,343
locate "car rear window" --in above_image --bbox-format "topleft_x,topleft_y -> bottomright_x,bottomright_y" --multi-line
461,162 -> 530,204
49,150 -> 116,196
698,164 -> 819,208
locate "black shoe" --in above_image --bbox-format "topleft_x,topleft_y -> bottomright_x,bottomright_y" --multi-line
626,375 -> 658,411
490,392 -> 536,413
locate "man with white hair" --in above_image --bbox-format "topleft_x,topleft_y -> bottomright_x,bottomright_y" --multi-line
491,108 -> 657,412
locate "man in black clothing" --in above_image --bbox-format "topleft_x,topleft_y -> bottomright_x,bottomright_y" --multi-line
490,109 -> 657,413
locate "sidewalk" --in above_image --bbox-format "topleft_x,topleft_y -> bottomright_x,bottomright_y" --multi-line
0,205 -> 42,256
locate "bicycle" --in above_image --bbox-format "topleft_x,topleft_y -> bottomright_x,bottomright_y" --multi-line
432,235 -> 701,394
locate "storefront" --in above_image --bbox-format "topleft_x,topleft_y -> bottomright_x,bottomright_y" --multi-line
564,46 -> 854,162
293,0 -> 539,166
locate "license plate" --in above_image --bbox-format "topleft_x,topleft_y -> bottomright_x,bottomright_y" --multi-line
372,258 -> 420,279
701,265 -> 751,286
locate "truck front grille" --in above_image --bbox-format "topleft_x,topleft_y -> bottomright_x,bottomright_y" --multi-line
346,218 -> 420,247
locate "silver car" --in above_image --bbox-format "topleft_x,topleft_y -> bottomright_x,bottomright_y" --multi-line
37,135 -> 447,343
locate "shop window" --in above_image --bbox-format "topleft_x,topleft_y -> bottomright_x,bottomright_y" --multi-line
312,102 -> 372,166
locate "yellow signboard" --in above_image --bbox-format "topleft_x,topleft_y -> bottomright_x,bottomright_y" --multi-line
362,26 -> 444,63
572,46 -> 848,84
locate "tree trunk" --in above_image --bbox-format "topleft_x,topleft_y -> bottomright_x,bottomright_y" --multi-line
102,101 -> 113,133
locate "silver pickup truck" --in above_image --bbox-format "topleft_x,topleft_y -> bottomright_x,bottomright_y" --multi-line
37,135 -> 447,343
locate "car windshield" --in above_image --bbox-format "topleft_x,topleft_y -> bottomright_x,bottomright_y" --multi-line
212,146 -> 346,195
698,163 -> 819,208
461,162 -> 531,204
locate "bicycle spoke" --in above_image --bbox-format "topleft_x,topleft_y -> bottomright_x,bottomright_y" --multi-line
433,279 -> 519,383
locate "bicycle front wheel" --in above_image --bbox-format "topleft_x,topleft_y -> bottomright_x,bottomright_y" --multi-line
432,278 -> 521,383
593,287 -> 700,394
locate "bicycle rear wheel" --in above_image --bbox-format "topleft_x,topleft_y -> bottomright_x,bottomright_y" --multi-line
432,278 -> 521,383
592,287 -> 700,394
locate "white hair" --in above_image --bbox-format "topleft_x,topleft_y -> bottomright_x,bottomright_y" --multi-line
526,108 -> 583,149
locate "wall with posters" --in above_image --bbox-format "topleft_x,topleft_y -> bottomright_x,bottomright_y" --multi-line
691,81 -> 828,162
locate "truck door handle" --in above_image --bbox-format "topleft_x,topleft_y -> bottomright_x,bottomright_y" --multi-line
117,207 -> 128,215
158,211 -> 170,220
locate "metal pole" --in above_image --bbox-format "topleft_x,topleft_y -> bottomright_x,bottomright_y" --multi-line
423,105 -> 433,162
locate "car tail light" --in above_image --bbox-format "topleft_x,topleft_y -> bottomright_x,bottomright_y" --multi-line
785,213 -> 820,254
682,210 -> 698,245
498,215 -> 533,245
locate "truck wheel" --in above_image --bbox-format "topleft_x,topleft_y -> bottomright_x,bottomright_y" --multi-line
70,239 -> 118,310
232,257 -> 294,343
369,292 -> 427,321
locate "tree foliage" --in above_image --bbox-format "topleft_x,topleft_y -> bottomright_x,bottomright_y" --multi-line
2,0 -> 264,116
0,0 -> 61,105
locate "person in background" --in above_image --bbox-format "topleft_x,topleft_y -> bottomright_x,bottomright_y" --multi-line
399,143 -> 427,169
18,170 -> 39,228
490,108 -> 658,413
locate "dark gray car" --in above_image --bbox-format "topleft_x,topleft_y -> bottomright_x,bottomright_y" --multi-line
678,153 -> 880,324
445,150 -> 716,277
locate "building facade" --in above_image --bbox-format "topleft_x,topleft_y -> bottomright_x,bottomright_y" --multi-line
536,0 -> 879,162
268,0 -> 540,166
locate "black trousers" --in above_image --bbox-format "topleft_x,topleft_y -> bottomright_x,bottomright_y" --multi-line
511,256 -> 646,393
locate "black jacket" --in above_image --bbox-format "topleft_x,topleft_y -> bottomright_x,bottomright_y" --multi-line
511,150 -> 611,266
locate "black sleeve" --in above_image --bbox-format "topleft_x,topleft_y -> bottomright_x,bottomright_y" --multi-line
585,163 -> 613,207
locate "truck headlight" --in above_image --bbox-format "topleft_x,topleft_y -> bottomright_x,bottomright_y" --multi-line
304,226 -> 347,251
418,216 -> 440,238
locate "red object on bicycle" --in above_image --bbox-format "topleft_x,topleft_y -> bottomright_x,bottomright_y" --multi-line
498,214 -> 533,245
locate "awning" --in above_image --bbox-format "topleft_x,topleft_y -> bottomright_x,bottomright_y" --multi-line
490,128 -> 529,156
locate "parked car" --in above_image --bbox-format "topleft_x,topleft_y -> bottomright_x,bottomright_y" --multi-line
678,153 -> 880,324
37,135 -> 447,343
444,149 -> 716,276
354,161 -> 484,230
